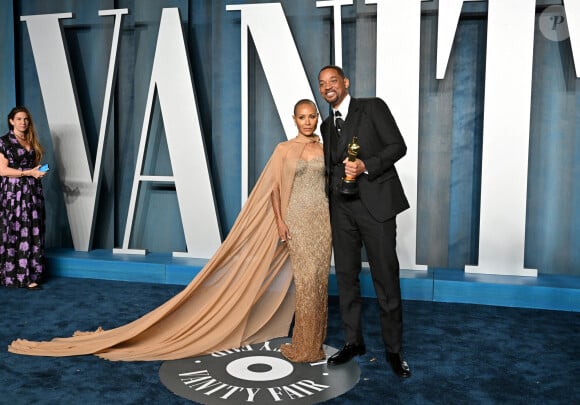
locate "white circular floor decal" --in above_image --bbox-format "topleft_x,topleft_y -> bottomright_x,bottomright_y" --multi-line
159,337 -> 360,404
226,356 -> 293,381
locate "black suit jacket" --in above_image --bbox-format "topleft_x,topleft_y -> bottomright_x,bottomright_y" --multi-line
321,97 -> 410,222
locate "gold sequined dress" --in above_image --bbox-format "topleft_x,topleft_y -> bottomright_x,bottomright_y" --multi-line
280,156 -> 331,362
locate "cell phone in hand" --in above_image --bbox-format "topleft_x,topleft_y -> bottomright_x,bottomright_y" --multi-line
39,164 -> 50,172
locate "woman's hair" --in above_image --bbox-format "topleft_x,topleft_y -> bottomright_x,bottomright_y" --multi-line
293,99 -> 317,116
8,106 -> 43,165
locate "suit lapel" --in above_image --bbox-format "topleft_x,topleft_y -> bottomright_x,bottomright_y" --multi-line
322,119 -> 334,171
331,120 -> 344,164
334,98 -> 359,163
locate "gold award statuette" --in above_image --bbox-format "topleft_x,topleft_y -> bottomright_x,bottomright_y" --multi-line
340,136 -> 360,195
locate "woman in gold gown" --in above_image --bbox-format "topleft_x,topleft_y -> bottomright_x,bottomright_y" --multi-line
8,99 -> 331,363
273,99 -> 331,362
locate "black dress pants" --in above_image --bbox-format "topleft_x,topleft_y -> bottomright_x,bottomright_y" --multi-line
330,192 -> 403,353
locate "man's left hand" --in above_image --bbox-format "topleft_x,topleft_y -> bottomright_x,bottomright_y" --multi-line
343,158 -> 366,178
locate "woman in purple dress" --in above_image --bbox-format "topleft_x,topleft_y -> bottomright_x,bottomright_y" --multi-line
0,106 -> 48,290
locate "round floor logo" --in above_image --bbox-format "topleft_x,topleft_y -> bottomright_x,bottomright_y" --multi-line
159,337 -> 360,404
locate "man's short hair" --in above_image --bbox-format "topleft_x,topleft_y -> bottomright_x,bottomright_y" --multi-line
319,65 -> 345,78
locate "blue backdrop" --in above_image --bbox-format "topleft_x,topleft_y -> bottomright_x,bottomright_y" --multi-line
0,0 -> 578,276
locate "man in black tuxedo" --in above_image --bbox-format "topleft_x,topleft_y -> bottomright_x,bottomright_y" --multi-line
318,65 -> 411,377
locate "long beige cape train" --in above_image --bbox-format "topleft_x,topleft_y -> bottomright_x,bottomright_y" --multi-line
8,135 -> 317,361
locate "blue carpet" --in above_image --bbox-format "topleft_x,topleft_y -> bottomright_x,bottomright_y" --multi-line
1,277 -> 578,404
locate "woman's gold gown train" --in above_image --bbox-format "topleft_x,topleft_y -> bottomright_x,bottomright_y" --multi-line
8,135 -> 331,362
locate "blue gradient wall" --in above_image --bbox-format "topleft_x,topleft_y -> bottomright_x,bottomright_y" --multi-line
0,1 -> 578,275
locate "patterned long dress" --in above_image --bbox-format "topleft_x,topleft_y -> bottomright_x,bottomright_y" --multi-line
0,132 -> 45,288
280,156 -> 332,362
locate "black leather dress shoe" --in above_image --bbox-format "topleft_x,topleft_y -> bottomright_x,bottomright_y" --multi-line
387,352 -> 411,378
327,343 -> 366,365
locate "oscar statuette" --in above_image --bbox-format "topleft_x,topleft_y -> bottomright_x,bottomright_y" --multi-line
340,136 -> 360,195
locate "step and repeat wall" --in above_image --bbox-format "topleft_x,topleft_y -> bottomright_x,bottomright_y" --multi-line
0,0 -> 578,276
